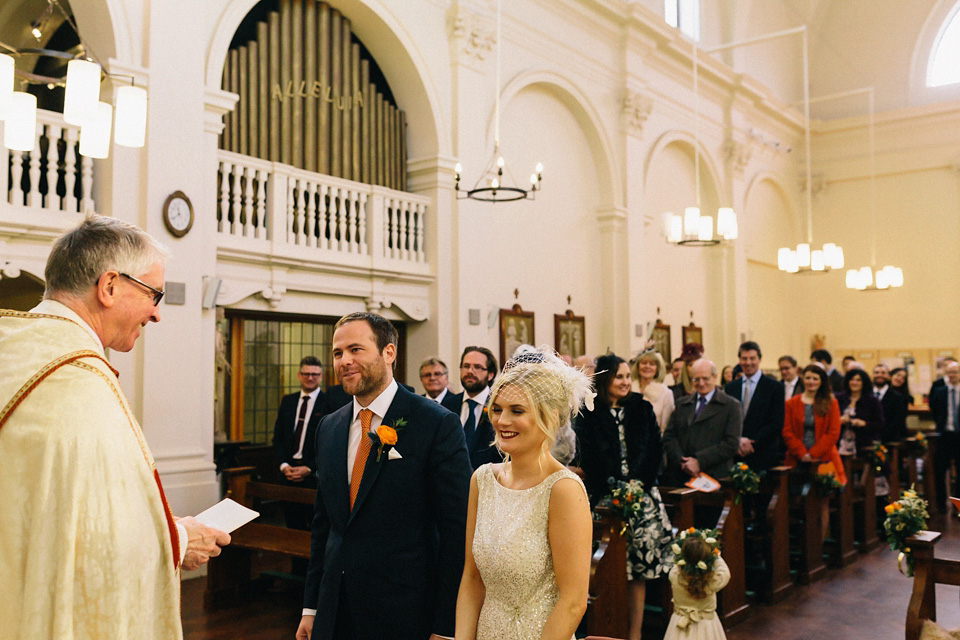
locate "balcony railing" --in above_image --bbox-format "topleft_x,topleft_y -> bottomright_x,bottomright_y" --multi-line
217,150 -> 430,276
1,108 -> 95,227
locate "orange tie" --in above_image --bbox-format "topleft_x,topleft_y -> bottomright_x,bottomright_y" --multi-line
350,409 -> 374,509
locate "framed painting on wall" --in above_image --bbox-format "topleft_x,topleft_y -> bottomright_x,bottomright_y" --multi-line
682,322 -> 703,349
652,319 -> 671,363
500,304 -> 535,366
554,310 -> 585,359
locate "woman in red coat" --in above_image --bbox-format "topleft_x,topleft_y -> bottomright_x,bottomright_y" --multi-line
783,364 -> 847,485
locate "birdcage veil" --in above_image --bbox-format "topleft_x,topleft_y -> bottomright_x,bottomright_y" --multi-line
487,345 -> 595,460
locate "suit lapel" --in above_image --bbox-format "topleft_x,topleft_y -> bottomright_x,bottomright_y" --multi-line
328,408 -> 352,522
348,386 -> 410,522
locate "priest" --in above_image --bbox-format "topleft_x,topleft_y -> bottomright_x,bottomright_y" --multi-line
0,214 -> 230,639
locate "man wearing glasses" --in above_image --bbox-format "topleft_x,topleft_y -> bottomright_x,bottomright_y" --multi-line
273,356 -> 329,529
0,214 -> 230,639
419,357 -> 454,407
446,346 -> 503,468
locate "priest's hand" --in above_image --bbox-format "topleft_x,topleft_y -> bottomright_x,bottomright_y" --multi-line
296,615 -> 315,639
176,516 -> 231,571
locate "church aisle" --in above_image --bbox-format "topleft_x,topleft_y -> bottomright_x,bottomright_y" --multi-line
727,512 -> 960,640
182,514 -> 960,639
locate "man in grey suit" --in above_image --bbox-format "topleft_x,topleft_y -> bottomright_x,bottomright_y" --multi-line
663,358 -> 742,488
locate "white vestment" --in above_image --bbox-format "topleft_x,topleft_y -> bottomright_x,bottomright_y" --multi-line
0,301 -> 182,640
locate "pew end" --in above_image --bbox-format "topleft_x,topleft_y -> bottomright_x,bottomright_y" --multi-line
905,530 -> 960,640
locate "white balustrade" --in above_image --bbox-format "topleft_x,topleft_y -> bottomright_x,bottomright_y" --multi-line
216,149 -> 430,274
1,109 -> 93,215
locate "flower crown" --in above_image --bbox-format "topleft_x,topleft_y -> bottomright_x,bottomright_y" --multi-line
672,527 -> 722,576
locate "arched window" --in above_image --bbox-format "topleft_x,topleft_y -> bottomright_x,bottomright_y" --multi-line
664,0 -> 700,42
928,1 -> 960,86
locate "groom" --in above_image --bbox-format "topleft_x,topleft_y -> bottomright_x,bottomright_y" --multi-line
297,312 -> 472,640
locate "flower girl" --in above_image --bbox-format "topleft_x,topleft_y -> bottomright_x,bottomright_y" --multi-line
663,528 -> 730,640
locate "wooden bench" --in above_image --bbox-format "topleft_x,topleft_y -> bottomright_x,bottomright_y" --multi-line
743,466 -> 793,603
584,507 -> 629,639
901,434 -> 938,506
905,530 -> 960,640
788,462 -> 828,585
827,454 -> 858,567
849,456 -> 880,552
699,482 -> 749,628
205,466 -> 316,609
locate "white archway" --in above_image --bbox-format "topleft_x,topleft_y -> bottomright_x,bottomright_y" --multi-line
498,69 -> 621,210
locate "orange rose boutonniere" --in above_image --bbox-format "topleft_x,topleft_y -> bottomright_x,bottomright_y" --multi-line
369,418 -> 406,461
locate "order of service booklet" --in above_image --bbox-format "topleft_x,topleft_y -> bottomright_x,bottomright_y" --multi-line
194,498 -> 259,534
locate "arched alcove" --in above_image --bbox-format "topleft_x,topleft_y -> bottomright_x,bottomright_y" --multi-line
455,82 -> 604,357
206,0 -> 444,163
497,70 -> 621,210
639,132 -> 725,360
742,174 -> 802,358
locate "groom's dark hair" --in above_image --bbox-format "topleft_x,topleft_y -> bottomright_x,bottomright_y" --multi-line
335,312 -> 398,352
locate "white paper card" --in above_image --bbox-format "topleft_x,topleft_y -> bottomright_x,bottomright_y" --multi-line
686,473 -> 722,493
194,498 -> 259,533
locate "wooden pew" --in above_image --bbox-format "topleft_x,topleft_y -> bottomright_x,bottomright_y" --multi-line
205,466 -> 315,609
788,463 -> 828,585
902,433 -> 938,507
826,454 -> 857,567
887,442 -> 902,501
905,530 -> 960,640
689,483 -> 749,629
744,466 -> 793,603
849,456 -> 880,552
584,508 -> 629,640
642,487 -> 697,637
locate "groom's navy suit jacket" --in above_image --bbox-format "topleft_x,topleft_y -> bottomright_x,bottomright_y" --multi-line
304,383 -> 472,640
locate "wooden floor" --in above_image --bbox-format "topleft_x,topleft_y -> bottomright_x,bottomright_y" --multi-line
182,513 -> 960,640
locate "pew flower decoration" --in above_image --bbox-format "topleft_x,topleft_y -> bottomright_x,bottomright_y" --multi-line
599,478 -> 645,534
730,462 -> 761,504
867,443 -> 888,473
905,431 -> 928,455
813,472 -> 843,496
369,418 -> 406,461
673,527 -> 722,576
883,486 -> 929,577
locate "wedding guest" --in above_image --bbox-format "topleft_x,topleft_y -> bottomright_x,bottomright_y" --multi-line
890,367 -> 914,406
456,347 -> 592,640
784,365 -> 847,541
835,368 -> 883,454
632,350 -> 676,433
665,357 -> 685,387
720,365 -> 734,385
576,353 -> 672,640
573,354 -> 597,376
783,365 -> 847,484
670,343 -> 704,401
779,355 -> 803,400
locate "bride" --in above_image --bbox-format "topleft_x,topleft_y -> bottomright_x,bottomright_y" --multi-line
455,348 -> 593,640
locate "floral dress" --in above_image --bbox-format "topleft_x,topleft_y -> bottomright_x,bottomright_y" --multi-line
613,407 -> 674,581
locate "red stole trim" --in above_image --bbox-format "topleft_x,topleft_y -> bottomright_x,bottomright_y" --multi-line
154,469 -> 181,569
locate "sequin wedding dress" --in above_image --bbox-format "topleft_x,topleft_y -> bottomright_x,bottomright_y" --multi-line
471,464 -> 586,640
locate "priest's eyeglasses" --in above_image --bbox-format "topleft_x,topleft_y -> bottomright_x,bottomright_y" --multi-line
120,273 -> 165,306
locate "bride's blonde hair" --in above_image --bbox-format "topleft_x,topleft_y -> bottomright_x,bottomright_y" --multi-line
486,346 -> 594,463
